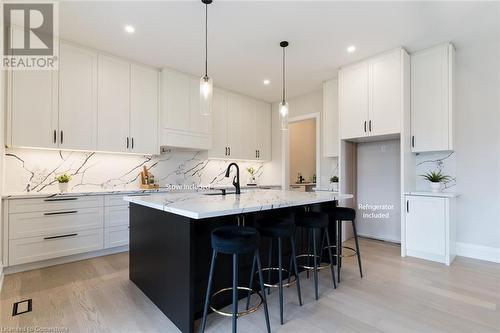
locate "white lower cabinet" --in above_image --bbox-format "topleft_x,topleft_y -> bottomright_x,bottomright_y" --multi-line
9,229 -> 104,266
5,194 -> 131,269
404,194 -> 456,265
104,225 -> 129,249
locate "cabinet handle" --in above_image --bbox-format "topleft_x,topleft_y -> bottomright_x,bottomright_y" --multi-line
44,210 -> 78,216
364,121 -> 367,132
131,137 -> 134,149
225,147 -> 227,156
60,130 -> 64,144
411,136 -> 415,148
44,197 -> 77,202
53,130 -> 57,144
228,147 -> 231,156
258,150 -> 260,158
406,200 -> 409,213
44,233 -> 78,240
369,120 -> 372,132
126,137 -> 129,149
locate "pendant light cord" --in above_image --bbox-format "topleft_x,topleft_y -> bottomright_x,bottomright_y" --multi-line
205,3 -> 208,77
282,46 -> 286,103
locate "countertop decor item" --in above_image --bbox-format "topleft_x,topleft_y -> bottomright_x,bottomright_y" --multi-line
55,173 -> 71,193
246,166 -> 257,185
420,170 -> 451,193
140,165 -> 159,189
330,176 -> 339,191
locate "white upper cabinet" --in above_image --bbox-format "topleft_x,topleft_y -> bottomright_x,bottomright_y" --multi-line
323,78 -> 339,157
226,92 -> 245,159
369,50 -> 402,136
8,39 -> 159,155
339,48 -> 408,140
159,68 -> 211,150
8,26 -> 58,149
97,55 -> 131,153
339,62 -> 369,139
130,64 -> 159,155
208,88 -> 271,161
210,88 -> 229,158
59,42 -> 98,151
255,101 -> 272,161
9,69 -> 58,149
411,43 -> 454,152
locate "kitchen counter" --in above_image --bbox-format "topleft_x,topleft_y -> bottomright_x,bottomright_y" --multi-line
124,189 -> 353,219
127,188 -> 352,333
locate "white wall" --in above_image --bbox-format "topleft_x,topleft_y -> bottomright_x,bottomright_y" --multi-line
452,8 -> 500,251
262,89 -> 338,190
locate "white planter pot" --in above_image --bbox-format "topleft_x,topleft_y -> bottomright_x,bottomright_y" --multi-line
330,182 -> 339,191
58,182 -> 69,193
430,182 -> 442,193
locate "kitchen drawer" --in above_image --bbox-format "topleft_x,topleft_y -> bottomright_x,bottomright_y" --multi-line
104,225 -> 129,249
9,195 -> 104,214
9,228 -> 104,266
104,205 -> 129,227
9,207 -> 104,239
104,194 -> 130,207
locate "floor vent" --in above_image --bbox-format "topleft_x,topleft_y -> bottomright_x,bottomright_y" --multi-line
12,299 -> 32,316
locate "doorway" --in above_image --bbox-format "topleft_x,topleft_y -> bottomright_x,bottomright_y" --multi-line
287,113 -> 320,192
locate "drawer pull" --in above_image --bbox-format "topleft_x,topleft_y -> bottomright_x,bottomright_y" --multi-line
44,233 -> 78,240
44,197 -> 78,202
43,210 -> 78,216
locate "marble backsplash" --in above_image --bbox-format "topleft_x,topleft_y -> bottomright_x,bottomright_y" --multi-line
415,151 -> 456,191
4,148 -> 267,194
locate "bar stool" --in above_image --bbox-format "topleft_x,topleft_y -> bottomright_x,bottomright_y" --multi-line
200,226 -> 271,333
325,207 -> 363,283
246,217 -> 302,325
294,211 -> 336,300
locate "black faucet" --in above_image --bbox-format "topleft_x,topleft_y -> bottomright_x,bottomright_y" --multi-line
225,163 -> 241,194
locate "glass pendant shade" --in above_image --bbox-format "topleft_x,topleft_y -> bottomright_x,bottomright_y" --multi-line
279,101 -> 289,130
200,75 -> 213,116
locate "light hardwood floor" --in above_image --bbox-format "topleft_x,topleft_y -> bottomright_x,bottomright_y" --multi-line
1,239 -> 499,332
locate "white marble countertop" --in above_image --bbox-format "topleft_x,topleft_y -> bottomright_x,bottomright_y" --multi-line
124,189 -> 354,219
2,184 -> 282,200
404,191 -> 460,198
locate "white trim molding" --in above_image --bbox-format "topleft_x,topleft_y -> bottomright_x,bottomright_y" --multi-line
0,263 -> 4,293
456,242 -> 500,263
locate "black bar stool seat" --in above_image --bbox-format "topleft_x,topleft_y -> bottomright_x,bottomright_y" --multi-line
295,211 -> 329,228
248,217 -> 302,325
294,210 -> 336,300
256,217 -> 295,238
200,226 -> 271,333
211,226 -> 260,254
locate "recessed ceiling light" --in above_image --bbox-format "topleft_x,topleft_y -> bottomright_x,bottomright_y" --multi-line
124,25 -> 135,34
263,79 -> 270,85
347,45 -> 356,53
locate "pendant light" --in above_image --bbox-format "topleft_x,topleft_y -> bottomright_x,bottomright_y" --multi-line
200,0 -> 213,116
279,41 -> 289,130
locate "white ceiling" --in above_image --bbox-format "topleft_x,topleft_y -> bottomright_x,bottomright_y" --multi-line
59,1 -> 498,102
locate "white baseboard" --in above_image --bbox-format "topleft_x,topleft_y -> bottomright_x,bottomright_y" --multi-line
456,242 -> 500,263
4,246 -> 128,275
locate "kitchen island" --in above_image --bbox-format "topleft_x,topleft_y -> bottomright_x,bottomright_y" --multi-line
125,189 -> 352,333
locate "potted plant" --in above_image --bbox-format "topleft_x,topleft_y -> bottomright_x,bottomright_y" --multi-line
55,173 -> 71,193
420,171 -> 451,193
330,176 -> 339,191
246,167 -> 257,186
